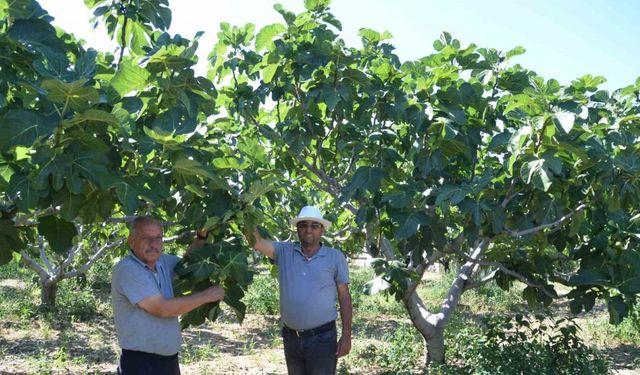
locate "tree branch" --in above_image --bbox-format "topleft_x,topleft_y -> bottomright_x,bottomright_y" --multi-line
438,239 -> 491,324
19,250 -> 49,281
379,236 -> 395,261
60,225 -> 82,273
37,236 -> 54,275
501,178 -> 518,209
315,137 -> 325,173
332,224 -> 359,242
405,232 -> 467,295
247,113 -> 364,218
464,260 -> 557,299
336,150 -> 359,181
506,204 -> 586,238
65,238 -> 126,279
117,8 -> 128,67
13,206 -> 59,227
463,269 -> 498,290
405,251 -> 445,298
61,242 -> 80,275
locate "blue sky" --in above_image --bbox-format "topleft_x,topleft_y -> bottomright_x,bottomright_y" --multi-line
38,0 -> 639,90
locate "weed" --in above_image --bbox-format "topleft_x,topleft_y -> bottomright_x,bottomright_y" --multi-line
350,323 -> 423,374
242,336 -> 257,355
435,313 -> 610,375
243,270 -> 279,315
584,305 -> 640,346
350,267 -> 406,316
81,258 -> 114,290
28,348 -> 54,375
181,342 -> 220,364
0,260 -> 39,320
50,281 -> 98,322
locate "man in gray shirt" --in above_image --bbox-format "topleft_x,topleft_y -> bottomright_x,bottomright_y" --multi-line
248,206 -> 352,375
112,216 -> 224,375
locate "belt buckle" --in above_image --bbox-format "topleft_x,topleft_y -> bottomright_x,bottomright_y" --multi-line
295,328 -> 303,337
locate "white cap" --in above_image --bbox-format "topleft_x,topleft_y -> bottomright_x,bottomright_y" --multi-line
290,206 -> 331,230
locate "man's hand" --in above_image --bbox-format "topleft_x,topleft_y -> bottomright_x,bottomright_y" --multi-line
201,284 -> 225,303
246,226 -> 275,259
186,229 -> 209,256
336,334 -> 351,357
196,229 -> 209,240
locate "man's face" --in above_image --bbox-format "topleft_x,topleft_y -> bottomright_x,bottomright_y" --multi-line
296,220 -> 324,247
128,222 -> 164,267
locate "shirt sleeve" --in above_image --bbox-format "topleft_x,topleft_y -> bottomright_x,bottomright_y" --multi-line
113,261 -> 160,305
335,250 -> 350,285
272,242 -> 286,265
165,254 -> 180,275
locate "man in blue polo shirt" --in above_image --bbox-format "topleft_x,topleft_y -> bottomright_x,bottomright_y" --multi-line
111,216 -> 224,375
248,206 -> 353,375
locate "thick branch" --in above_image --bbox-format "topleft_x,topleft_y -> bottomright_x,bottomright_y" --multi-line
379,236 -> 395,261
164,230 -> 196,243
439,240 -> 491,326
405,250 -> 448,297
332,225 -> 359,242
292,82 -> 318,138
406,257 -> 435,298
251,117 -> 364,218
65,239 -> 126,279
13,206 -> 59,227
253,124 -> 335,192
37,236 -> 54,274
61,237 -> 81,273
443,233 -> 466,254
19,250 -> 49,281
405,233 -> 466,296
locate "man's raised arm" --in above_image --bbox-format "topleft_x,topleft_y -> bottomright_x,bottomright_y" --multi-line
245,226 -> 275,259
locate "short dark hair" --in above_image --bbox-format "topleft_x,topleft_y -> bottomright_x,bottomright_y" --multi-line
129,216 -> 162,236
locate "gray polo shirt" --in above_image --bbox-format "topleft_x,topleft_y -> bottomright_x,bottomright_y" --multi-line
273,242 -> 349,330
111,252 -> 181,356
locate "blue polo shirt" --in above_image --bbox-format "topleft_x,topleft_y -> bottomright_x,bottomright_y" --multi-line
111,252 -> 181,356
273,242 -> 349,330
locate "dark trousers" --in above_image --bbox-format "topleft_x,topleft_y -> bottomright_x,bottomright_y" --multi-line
117,349 -> 180,375
282,321 -> 337,375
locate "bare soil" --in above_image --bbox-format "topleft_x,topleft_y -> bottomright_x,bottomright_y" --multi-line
0,271 -> 638,374
0,312 -> 290,375
1,310 -> 638,374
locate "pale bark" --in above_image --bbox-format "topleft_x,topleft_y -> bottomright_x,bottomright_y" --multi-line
378,234 -> 494,368
440,240 -> 490,326
380,236 -> 447,367
20,235 -> 125,307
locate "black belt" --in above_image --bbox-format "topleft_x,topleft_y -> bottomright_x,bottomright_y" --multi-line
283,320 -> 335,338
122,349 -> 178,359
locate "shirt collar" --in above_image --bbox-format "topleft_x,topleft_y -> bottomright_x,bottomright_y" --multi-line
293,243 -> 327,259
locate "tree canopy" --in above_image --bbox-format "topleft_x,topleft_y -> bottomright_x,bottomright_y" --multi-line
1,0 -> 639,366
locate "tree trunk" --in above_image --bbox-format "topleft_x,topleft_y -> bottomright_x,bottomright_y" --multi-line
404,289 -> 447,368
41,279 -> 57,307
401,240 -> 491,371
425,332 -> 446,367
378,235 -> 450,368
